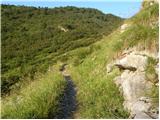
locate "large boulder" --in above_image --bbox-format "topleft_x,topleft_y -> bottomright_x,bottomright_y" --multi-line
114,53 -> 147,71
114,70 -> 152,102
109,50 -> 159,119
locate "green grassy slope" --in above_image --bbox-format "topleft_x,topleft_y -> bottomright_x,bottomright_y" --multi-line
68,30 -> 129,118
1,1 -> 159,119
1,4 -> 123,95
1,65 -> 66,118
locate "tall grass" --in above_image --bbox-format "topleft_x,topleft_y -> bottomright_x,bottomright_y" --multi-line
1,68 -> 66,119
68,31 -> 129,118
113,2 -> 158,53
132,3 -> 159,25
145,57 -> 158,83
145,57 -> 159,105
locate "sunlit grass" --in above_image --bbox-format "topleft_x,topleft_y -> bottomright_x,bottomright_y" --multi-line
1,67 -> 66,119
67,31 -> 129,118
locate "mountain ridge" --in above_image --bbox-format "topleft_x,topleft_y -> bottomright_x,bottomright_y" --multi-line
1,4 -> 123,94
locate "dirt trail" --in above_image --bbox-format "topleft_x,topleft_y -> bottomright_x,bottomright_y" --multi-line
55,64 -> 77,119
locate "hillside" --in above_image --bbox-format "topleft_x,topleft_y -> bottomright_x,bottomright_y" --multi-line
1,5 -> 123,95
1,0 -> 159,119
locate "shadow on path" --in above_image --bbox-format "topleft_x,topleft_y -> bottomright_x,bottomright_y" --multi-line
55,75 -> 77,119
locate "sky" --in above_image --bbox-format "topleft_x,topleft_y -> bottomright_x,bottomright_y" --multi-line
1,0 -> 143,18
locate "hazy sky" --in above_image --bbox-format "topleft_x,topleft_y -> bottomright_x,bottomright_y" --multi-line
1,0 -> 143,18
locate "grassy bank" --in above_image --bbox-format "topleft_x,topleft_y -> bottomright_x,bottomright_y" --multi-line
67,31 -> 129,118
1,67 -> 66,119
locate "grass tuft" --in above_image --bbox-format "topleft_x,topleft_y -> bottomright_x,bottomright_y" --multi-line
1,68 -> 66,119
145,57 -> 158,84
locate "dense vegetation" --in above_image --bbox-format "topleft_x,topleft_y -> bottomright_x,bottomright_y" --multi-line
111,2 -> 159,57
1,4 -> 123,95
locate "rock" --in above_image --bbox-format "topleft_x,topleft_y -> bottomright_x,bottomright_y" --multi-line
131,100 -> 151,113
126,71 -> 151,100
120,24 -> 130,33
147,107 -> 159,119
134,112 -> 152,119
129,114 -> 136,119
139,97 -> 151,103
112,50 -> 158,119
114,64 -> 137,71
114,70 -> 152,104
128,100 -> 153,119
114,53 -> 147,71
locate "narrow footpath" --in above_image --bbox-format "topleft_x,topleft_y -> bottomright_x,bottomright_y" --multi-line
55,64 -> 77,119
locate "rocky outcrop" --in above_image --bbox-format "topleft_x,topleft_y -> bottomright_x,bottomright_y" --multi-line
106,50 -> 159,119
115,53 -> 147,71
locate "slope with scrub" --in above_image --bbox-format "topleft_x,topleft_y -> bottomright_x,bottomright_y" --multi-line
1,5 -> 123,95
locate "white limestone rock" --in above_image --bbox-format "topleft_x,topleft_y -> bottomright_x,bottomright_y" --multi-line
115,53 -> 147,71
112,50 -> 159,119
